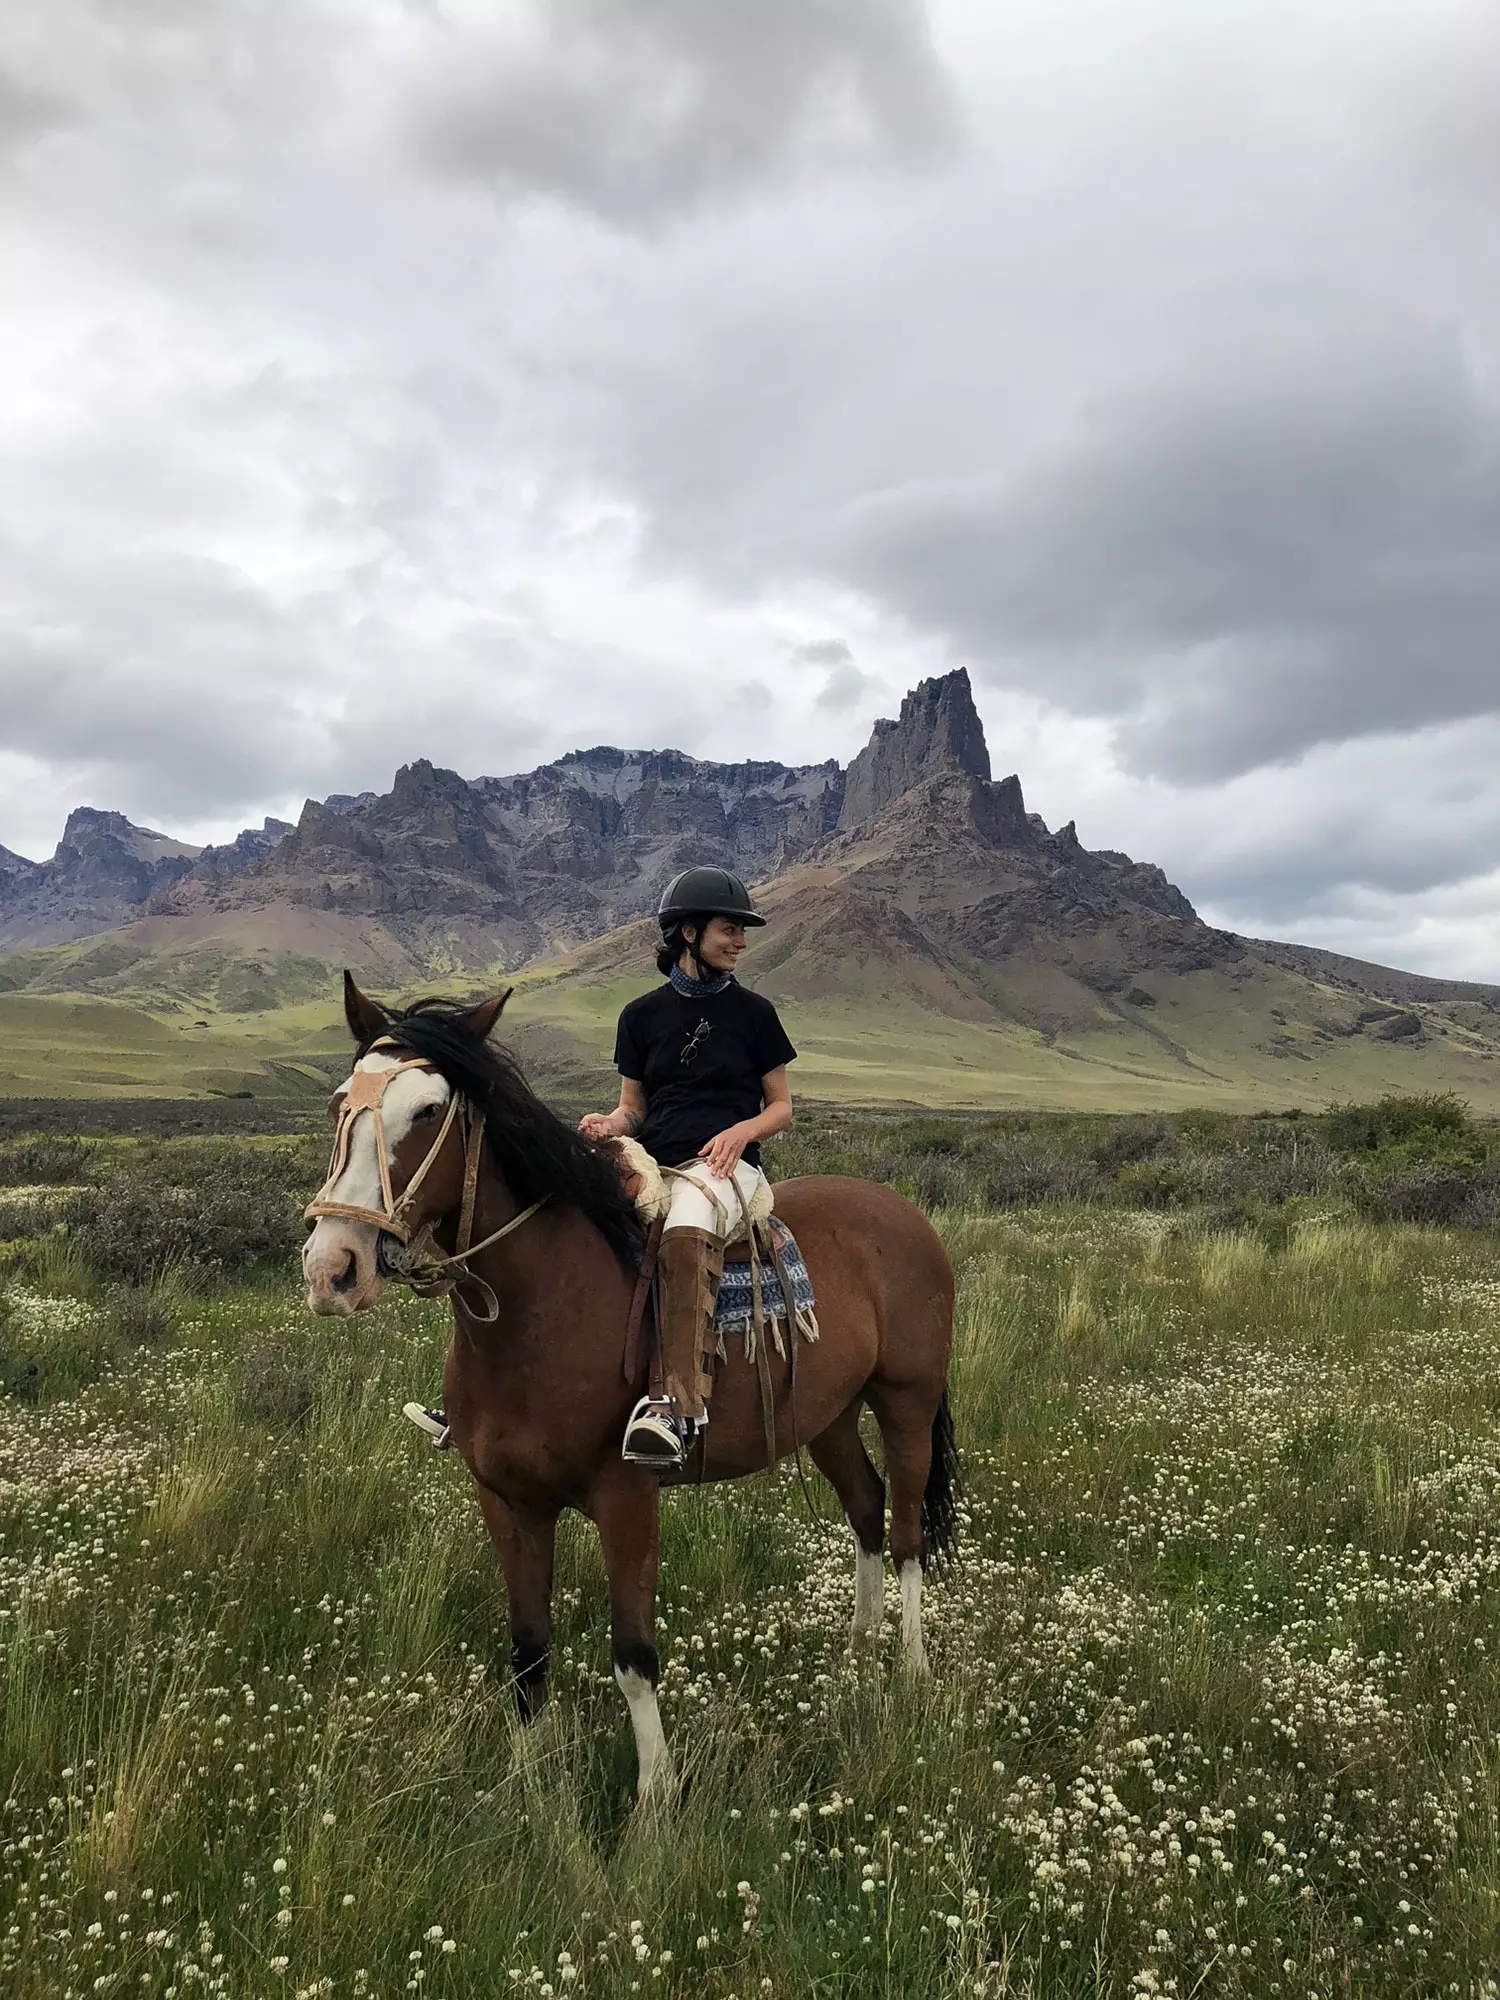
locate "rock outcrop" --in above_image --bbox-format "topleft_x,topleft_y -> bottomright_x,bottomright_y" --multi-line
839,668 -> 991,830
149,746 -> 848,969
0,809 -> 204,950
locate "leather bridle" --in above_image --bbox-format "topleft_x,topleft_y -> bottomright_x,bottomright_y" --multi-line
303,1041 -> 546,1321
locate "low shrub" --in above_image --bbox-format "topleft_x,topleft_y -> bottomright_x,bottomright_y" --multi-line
237,1334 -> 318,1424
0,1136 -> 97,1186
102,1283 -> 175,1348
72,1143 -> 308,1285
1351,1160 -> 1498,1228
0,1290 -> 120,1402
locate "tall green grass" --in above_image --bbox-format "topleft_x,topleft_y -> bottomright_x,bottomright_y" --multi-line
4,1149 -> 1500,1991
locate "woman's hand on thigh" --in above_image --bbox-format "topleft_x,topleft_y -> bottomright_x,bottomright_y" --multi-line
698,1124 -> 749,1180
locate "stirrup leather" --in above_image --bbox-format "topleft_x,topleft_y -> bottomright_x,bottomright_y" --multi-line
622,1396 -> 696,1468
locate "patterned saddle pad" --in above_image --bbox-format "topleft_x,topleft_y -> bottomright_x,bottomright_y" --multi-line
714,1217 -> 817,1337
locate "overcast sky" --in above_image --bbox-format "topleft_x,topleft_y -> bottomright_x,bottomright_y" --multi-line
3,0 -> 1499,976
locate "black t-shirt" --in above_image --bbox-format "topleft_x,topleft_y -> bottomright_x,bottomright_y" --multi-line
614,980 -> 797,1168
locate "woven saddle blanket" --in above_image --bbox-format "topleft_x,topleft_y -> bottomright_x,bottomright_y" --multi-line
623,1214 -> 819,1357
715,1217 -> 818,1343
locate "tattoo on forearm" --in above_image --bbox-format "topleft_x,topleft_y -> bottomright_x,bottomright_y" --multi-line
622,1110 -> 643,1137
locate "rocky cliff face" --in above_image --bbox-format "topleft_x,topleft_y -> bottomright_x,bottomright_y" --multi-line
839,669 -> 991,830
0,809 -> 205,950
148,746 -> 847,968
802,667 -> 1207,988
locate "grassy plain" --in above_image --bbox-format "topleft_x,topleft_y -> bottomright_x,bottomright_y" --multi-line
4,1112 -> 1500,1994
12,957 -> 1500,1116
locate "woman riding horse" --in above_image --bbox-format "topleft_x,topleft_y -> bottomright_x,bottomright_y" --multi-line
407,864 -> 796,1472
305,959 -> 957,1800
582,865 -> 795,1468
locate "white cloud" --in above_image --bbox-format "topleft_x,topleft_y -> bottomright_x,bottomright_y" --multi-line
0,0 -> 1498,979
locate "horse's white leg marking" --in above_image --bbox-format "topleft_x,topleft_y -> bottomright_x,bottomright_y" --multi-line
899,1558 -> 928,1675
615,1666 -> 675,1803
852,1535 -> 884,1642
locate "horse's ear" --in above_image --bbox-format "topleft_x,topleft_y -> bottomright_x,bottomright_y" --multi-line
460,988 -> 512,1043
343,971 -> 391,1045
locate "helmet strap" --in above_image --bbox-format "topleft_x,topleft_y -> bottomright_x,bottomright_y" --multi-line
679,919 -> 711,984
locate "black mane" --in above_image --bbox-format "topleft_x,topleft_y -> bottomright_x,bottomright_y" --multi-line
362,998 -> 642,1265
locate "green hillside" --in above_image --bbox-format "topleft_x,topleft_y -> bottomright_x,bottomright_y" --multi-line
6,898 -> 1500,1111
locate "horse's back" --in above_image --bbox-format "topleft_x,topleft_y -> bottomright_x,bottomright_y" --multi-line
771,1173 -> 953,1382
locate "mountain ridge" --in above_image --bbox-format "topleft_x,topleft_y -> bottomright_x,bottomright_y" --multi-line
5,667 -> 1500,1106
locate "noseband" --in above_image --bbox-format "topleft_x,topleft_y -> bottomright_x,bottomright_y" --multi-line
304,1041 -> 547,1320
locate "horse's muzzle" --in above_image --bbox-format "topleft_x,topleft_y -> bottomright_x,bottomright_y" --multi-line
303,1220 -> 385,1316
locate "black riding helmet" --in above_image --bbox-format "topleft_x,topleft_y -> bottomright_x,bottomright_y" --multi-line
657,867 -> 766,930
657,867 -> 766,982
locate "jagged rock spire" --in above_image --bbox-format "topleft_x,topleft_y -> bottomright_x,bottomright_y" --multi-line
838,668 -> 991,832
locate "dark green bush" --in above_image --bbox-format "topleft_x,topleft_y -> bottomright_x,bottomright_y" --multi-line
73,1143 -> 308,1284
1084,1116 -> 1171,1172
0,1136 -> 97,1186
1321,1091 -> 1477,1155
102,1284 -> 175,1348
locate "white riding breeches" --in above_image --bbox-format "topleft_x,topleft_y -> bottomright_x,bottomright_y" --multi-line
663,1157 -> 766,1241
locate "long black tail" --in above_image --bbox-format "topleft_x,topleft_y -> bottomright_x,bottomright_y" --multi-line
921,1389 -> 960,1570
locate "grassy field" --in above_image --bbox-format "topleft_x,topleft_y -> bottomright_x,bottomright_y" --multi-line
4,1109 -> 1500,1994
10,928 -> 1500,1112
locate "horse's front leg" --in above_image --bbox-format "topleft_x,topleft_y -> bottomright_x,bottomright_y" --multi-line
587,1465 -> 676,1805
476,1488 -> 558,1722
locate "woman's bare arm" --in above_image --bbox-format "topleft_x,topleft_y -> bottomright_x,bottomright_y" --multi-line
579,1078 -> 648,1143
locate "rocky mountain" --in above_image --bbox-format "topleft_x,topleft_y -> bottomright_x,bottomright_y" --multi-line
839,667 -> 993,830
146,746 -> 846,968
6,667 -> 1500,1111
0,809 -> 206,950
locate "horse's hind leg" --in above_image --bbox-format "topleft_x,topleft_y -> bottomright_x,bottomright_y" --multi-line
587,1465 -> 676,1806
809,1402 -> 886,1644
866,1385 -> 934,1674
477,1488 -> 558,1721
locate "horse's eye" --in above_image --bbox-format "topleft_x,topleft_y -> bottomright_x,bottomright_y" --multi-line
414,1101 -> 443,1122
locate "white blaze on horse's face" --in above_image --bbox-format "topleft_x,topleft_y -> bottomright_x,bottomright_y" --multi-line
302,1050 -> 453,1317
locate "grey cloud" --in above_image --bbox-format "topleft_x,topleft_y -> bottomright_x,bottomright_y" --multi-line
0,542 -> 317,822
7,0 -> 1500,977
835,329 -> 1500,780
0,0 -> 361,141
0,63 -> 69,160
796,642 -> 885,715
1087,718 -> 1500,939
402,0 -> 957,223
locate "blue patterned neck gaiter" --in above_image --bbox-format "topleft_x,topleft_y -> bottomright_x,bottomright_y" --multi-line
669,965 -> 734,999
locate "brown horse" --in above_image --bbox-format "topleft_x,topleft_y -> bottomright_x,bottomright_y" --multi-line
302,979 -> 957,1802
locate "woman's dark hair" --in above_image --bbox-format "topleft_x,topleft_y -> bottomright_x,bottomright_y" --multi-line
656,914 -> 710,978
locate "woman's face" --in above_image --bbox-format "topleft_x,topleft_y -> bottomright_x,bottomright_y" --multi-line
687,916 -> 748,974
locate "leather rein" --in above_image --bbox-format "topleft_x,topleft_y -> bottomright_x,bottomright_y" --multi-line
303,1043 -> 546,1322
